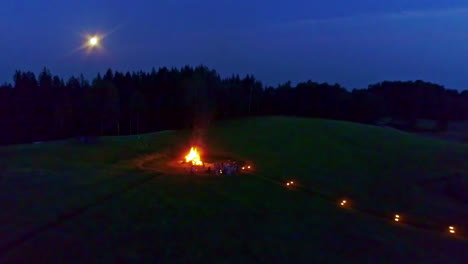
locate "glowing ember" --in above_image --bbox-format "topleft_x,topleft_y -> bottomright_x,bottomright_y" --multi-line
185,147 -> 203,165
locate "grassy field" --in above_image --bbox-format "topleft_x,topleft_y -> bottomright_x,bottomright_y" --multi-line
0,116 -> 467,263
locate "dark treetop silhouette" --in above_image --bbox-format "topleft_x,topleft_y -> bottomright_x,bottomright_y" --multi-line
0,66 -> 467,145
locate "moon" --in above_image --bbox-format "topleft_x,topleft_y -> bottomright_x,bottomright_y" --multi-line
66,31 -> 109,56
69,32 -> 107,56
88,36 -> 99,47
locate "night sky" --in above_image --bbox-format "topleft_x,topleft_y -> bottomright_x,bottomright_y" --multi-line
1,0 -> 467,90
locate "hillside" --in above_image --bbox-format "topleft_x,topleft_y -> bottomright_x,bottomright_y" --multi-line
0,116 -> 466,263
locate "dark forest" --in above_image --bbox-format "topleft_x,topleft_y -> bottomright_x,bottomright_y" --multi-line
1,66 -> 467,145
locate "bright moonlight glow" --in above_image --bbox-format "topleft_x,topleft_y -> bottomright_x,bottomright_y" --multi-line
89,36 -> 99,46
78,32 -> 106,54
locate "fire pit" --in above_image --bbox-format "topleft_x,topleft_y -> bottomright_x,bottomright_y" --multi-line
178,146 -> 252,176
135,146 -> 254,176
184,147 -> 203,166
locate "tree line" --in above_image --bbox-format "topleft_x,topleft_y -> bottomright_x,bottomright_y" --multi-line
0,66 -> 467,145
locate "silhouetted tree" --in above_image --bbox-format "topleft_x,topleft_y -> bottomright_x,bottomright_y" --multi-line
0,66 -> 467,145
129,90 -> 147,134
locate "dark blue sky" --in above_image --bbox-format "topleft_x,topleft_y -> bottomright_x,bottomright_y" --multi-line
1,0 -> 467,90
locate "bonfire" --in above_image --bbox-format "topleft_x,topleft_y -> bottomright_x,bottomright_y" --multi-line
185,147 -> 203,166
180,146 -> 251,176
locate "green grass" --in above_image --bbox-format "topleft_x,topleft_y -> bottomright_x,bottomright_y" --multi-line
0,116 -> 467,263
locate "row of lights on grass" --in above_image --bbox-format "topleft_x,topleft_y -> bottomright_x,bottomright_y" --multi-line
286,181 -> 458,236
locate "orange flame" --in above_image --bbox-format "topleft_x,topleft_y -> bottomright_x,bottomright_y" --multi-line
185,147 -> 203,165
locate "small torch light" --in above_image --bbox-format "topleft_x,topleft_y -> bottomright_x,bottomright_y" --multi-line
449,226 -> 455,234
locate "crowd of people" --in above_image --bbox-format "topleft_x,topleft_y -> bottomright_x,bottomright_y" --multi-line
213,161 -> 240,176
188,161 -> 242,176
